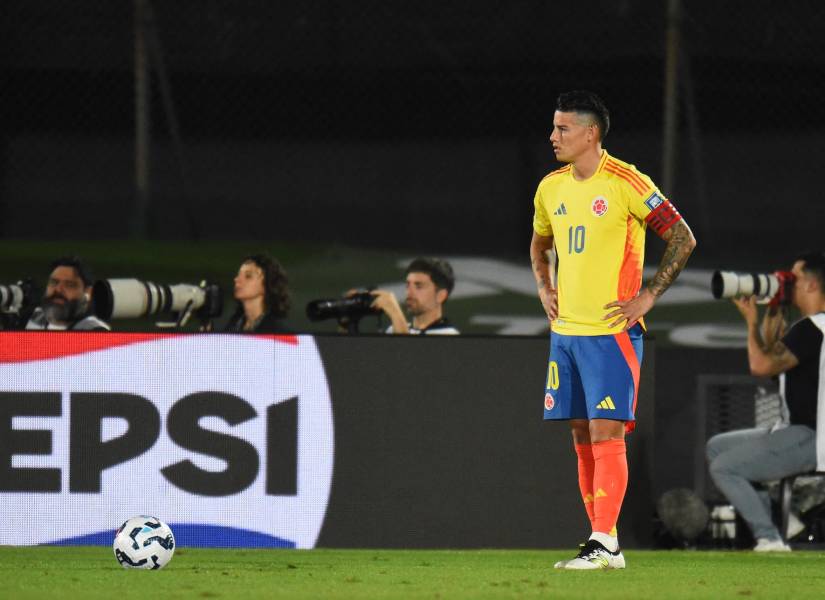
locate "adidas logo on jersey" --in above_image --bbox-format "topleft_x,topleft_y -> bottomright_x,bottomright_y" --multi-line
553,203 -> 568,216
596,396 -> 616,410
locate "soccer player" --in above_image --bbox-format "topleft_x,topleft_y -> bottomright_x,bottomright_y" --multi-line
530,91 -> 696,569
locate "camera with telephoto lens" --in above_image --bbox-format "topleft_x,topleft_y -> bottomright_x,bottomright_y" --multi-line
92,278 -> 223,328
0,279 -> 39,329
711,270 -> 796,307
0,279 -> 37,315
305,291 -> 378,323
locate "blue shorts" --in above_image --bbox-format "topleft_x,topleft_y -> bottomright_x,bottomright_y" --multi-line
542,324 -> 643,428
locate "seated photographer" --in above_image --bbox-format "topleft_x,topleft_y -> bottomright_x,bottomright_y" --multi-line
26,256 -> 110,331
371,257 -> 459,335
706,251 -> 825,551
223,253 -> 291,334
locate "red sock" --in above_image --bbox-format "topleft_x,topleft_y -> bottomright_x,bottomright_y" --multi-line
591,438 -> 628,535
574,443 -> 596,528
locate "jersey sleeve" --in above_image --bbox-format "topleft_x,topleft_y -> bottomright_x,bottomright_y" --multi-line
625,169 -> 683,236
532,185 -> 553,237
782,317 -> 824,363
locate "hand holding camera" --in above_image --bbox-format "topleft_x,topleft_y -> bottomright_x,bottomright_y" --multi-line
713,269 -> 795,342
731,295 -> 759,326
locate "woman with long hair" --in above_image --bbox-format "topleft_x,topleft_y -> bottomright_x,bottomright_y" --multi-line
224,253 -> 291,333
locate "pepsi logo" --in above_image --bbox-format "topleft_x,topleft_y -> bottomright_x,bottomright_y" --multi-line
0,333 -> 334,549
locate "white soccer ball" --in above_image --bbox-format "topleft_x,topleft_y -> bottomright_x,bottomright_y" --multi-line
112,515 -> 176,570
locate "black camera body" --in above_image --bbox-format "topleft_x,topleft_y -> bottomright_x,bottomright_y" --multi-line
195,282 -> 223,321
306,291 -> 378,323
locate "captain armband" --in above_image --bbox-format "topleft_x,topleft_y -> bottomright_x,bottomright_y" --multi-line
643,192 -> 682,236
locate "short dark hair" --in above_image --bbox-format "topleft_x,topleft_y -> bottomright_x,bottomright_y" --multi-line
556,90 -> 610,140
796,251 -> 825,290
49,256 -> 94,287
406,257 -> 455,296
242,253 -> 291,318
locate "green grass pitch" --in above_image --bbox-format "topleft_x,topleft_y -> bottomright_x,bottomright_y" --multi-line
2,547 -> 825,599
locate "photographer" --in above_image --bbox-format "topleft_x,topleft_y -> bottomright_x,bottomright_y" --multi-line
370,257 -> 459,335
26,256 -> 110,331
706,251 -> 825,551
223,253 -> 291,334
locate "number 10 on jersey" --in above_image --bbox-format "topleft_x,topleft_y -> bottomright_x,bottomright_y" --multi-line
568,225 -> 585,254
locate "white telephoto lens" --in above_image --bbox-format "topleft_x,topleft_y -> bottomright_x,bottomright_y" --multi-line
166,284 -> 206,312
754,273 -> 779,304
106,279 -> 151,318
716,271 -> 745,298
0,285 -> 24,311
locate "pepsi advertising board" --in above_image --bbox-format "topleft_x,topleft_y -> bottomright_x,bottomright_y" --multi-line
0,333 -> 655,549
0,333 -> 333,548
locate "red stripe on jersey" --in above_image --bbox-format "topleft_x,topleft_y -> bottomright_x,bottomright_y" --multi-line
540,165 -> 571,183
604,165 -> 646,195
606,160 -> 650,193
644,199 -> 682,235
617,215 -> 643,302
606,165 -> 650,196
613,330 -> 641,434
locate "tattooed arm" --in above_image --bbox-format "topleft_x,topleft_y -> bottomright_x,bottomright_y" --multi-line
530,231 -> 558,322
646,220 -> 697,298
604,219 -> 697,330
732,296 -> 800,377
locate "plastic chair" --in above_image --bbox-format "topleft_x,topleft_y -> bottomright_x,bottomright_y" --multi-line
780,471 -> 825,542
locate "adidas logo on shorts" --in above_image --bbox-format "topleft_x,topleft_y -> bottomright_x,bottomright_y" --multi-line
596,396 -> 616,410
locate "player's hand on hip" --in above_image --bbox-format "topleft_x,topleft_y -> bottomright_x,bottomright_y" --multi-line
539,285 -> 558,321
603,289 -> 656,330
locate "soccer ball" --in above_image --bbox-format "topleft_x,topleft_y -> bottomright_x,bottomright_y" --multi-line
113,515 -> 175,570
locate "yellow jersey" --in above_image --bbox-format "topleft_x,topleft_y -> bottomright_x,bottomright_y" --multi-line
532,150 -> 681,336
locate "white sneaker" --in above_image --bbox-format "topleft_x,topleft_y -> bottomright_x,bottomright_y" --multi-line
554,543 -> 585,569
753,538 -> 791,552
560,539 -> 626,570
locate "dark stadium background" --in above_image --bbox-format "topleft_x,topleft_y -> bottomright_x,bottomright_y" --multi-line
1,1 -> 824,549
2,1 -> 823,262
